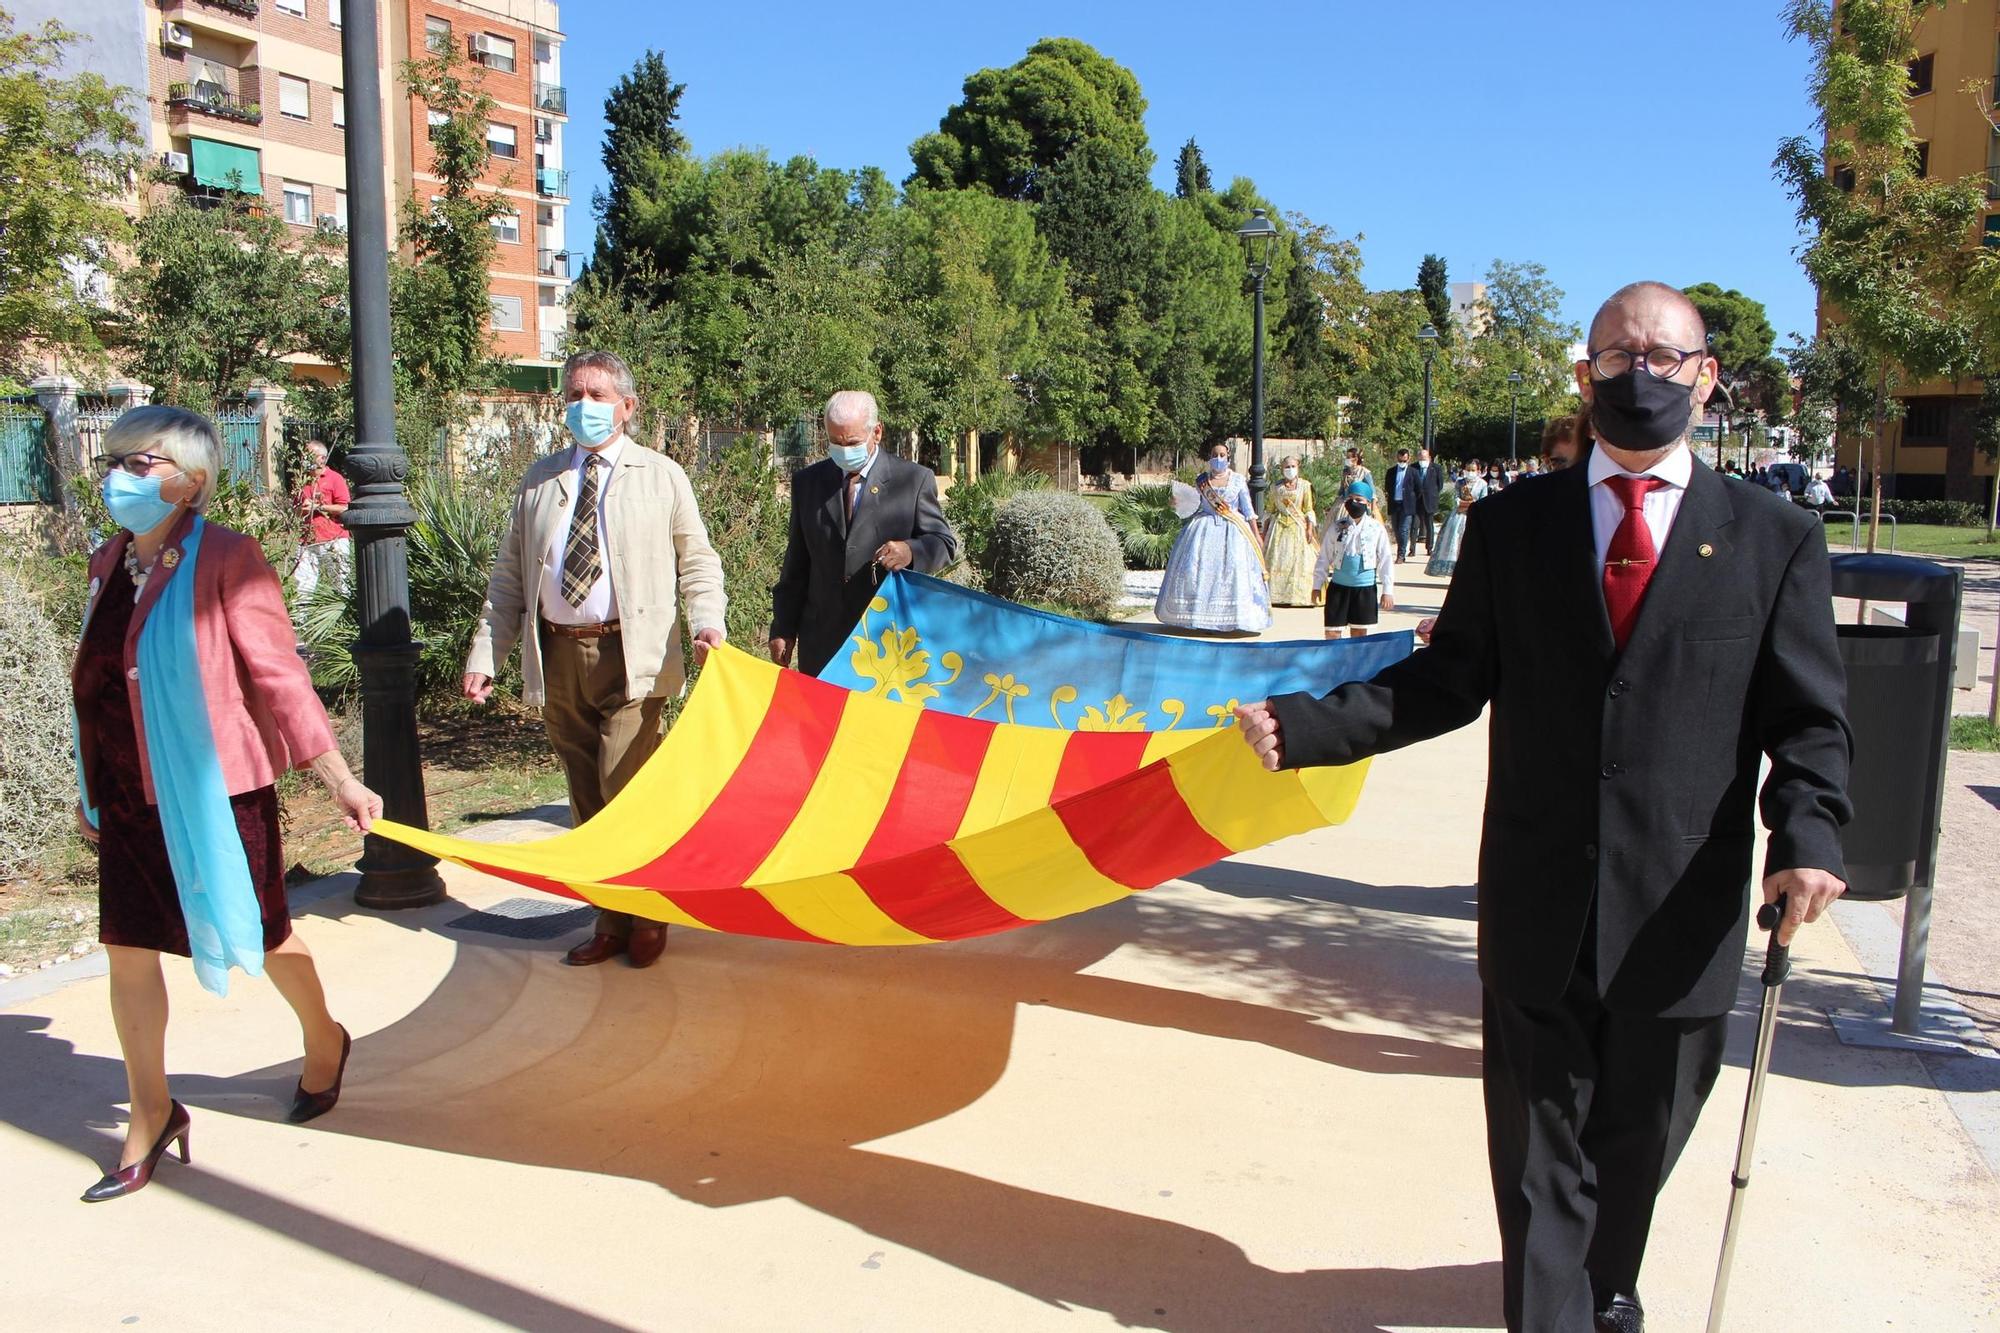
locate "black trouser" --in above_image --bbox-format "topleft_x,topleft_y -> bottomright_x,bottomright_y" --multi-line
1481,914 -> 1729,1331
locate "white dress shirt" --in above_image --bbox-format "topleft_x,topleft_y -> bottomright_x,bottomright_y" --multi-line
541,434 -> 626,625
1587,442 -> 1692,576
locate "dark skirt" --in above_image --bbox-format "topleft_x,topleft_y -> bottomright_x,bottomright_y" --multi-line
79,559 -> 293,958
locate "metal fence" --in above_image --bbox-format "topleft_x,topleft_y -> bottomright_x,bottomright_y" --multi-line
0,399 -> 56,504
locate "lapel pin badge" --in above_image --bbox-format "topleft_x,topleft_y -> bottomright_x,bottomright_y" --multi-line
1698,543 -> 1714,558
870,485 -> 880,495
161,548 -> 181,569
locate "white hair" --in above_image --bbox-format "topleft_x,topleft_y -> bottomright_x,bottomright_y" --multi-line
562,350 -> 637,399
102,405 -> 221,511
824,390 -> 879,432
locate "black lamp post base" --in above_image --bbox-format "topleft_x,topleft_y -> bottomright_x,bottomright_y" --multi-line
354,849 -> 446,910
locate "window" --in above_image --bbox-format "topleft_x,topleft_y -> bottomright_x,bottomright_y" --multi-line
282,180 -> 313,225
538,285 -> 558,308
534,39 -> 552,65
1913,140 -> 1930,178
1908,52 -> 1934,96
1984,215 -> 2000,249
534,116 -> 552,143
472,33 -> 516,74
489,294 -> 524,331
424,16 -> 452,53
427,108 -> 448,141
279,74 -> 309,120
1901,397 -> 1950,444
332,88 -> 345,128
333,189 -> 348,230
491,210 -> 520,243
330,0 -> 342,26
275,0 -> 304,15
486,121 -> 518,159
1833,163 -> 1856,192
536,204 -> 555,228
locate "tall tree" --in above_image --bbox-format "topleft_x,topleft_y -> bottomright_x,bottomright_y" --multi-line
908,38 -> 1151,201
592,52 -> 689,291
0,11 -> 142,380
1173,137 -> 1211,197
1416,252 -> 1452,341
1685,282 -> 1788,424
1776,0 -> 1982,546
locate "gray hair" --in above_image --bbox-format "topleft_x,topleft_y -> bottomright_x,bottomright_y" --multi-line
561,350 -> 637,399
825,390 -> 879,431
102,405 -> 220,511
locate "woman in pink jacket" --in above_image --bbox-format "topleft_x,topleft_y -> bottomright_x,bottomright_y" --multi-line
71,406 -> 381,1202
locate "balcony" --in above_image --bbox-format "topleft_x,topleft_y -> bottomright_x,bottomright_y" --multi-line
534,82 -> 567,115
167,81 -> 263,125
537,249 -> 569,278
536,168 -> 569,198
1988,164 -> 2000,202
164,0 -> 261,18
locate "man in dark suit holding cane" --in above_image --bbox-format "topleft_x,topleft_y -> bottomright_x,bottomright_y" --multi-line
1236,282 -> 1851,1333
769,390 -> 958,677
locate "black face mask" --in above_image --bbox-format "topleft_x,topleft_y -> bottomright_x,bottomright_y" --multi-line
1590,370 -> 1698,449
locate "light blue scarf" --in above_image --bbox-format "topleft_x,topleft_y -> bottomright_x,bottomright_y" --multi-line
76,519 -> 267,996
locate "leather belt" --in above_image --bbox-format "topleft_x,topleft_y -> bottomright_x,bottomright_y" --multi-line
541,617 -> 621,640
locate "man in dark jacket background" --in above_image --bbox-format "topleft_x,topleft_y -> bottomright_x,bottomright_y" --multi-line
1235,282 -> 1851,1333
769,390 -> 958,677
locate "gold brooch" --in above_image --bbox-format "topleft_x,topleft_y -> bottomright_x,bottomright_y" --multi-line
870,485 -> 880,495
161,548 -> 181,569
1697,543 -> 1714,558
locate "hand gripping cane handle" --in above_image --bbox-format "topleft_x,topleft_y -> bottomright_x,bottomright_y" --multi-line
1756,895 -> 1793,989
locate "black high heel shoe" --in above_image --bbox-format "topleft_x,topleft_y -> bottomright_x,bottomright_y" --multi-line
288,1024 -> 351,1124
82,1101 -> 190,1202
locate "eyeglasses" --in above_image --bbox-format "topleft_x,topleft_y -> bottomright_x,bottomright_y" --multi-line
1588,345 -> 1707,380
93,452 -> 176,478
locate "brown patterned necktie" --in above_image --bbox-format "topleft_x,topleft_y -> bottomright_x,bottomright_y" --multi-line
844,469 -> 862,521
560,453 -> 605,608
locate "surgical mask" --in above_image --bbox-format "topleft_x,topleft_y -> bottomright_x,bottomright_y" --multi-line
1208,456 -> 1229,473
102,470 -> 181,534
1283,465 -> 1298,479
564,398 -> 619,448
830,442 -> 870,473
1590,370 -> 1699,450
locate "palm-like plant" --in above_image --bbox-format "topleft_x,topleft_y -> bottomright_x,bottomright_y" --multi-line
1104,483 -> 1180,569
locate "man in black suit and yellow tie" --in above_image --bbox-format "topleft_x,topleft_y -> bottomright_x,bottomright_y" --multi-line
769,391 -> 958,677
1235,282 -> 1852,1333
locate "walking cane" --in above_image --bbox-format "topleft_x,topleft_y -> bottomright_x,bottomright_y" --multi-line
1705,894 -> 1791,1333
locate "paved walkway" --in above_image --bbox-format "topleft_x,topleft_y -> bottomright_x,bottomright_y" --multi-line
3,565 -> 1998,1330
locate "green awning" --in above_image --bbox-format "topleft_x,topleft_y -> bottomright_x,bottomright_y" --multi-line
189,137 -> 261,192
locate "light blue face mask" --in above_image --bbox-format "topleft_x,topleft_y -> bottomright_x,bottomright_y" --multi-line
102,469 -> 182,534
1208,456 -> 1229,473
564,398 -> 619,448
830,442 -> 871,473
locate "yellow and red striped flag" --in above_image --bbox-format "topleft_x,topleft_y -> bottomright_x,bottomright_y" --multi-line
374,645 -> 1370,944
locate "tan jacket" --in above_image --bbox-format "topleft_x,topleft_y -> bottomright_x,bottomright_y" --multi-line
465,437 -> 727,705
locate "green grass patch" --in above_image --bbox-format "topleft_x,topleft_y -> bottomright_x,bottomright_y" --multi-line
1949,716 -> 2000,751
1819,521 -> 2000,561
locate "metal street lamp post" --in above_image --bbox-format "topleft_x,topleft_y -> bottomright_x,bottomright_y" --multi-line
1507,370 -> 1524,465
341,0 -> 443,909
1418,323 -> 1440,455
1236,207 -> 1280,521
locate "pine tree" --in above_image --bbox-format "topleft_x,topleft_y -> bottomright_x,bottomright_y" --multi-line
1173,137 -> 1211,197
593,52 -> 688,289
1416,253 -> 1452,341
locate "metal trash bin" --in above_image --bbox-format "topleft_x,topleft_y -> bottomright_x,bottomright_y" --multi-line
1834,624 -> 1939,899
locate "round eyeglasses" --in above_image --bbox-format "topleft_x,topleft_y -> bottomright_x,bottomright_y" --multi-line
1588,345 -> 1706,379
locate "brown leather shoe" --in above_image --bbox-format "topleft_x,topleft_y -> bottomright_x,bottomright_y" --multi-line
626,926 -> 668,969
563,933 -> 627,967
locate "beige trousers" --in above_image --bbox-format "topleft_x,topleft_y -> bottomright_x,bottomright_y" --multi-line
538,626 -> 665,937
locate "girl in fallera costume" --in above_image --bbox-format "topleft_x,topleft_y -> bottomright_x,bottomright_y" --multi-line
1262,455 -> 1318,607
1154,444 -> 1273,634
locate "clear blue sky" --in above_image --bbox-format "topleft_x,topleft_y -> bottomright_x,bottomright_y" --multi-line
554,0 -> 1822,345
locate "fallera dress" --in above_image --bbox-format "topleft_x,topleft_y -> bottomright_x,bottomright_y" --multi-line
1426,476 -> 1488,578
1262,478 -> 1318,607
1154,472 -> 1273,633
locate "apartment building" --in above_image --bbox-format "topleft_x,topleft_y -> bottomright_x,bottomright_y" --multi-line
1819,1 -> 1999,501
22,0 -> 571,384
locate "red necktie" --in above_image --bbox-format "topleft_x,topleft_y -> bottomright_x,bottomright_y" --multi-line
1602,475 -> 1667,651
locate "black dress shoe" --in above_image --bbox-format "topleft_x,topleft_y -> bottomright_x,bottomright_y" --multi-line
1595,1293 -> 1644,1333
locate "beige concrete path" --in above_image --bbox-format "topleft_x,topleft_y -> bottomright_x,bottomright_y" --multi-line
3,565 -> 1997,1331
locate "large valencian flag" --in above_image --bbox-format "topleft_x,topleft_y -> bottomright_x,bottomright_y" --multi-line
371,637 -> 1390,946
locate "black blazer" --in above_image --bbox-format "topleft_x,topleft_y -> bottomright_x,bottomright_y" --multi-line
1270,456 -> 1852,1017
1386,462 -> 1442,517
771,452 -> 958,676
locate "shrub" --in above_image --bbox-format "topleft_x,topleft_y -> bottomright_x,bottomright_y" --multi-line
942,469 -> 1049,586
1105,483 -> 1181,569
689,437 -> 788,659
0,552 -> 82,880
988,490 -> 1126,619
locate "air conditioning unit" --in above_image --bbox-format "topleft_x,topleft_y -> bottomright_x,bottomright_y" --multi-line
161,150 -> 192,174
467,34 -> 491,58
161,21 -> 194,51
316,213 -> 341,229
